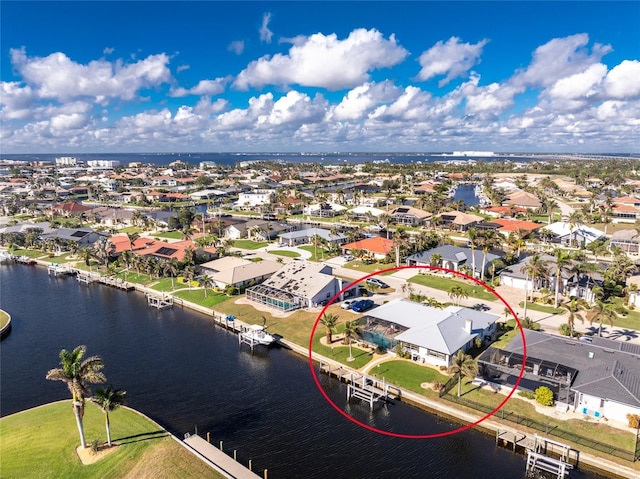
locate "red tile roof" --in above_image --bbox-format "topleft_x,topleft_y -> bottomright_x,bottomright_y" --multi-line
342,236 -> 394,255
491,218 -> 542,232
52,202 -> 92,212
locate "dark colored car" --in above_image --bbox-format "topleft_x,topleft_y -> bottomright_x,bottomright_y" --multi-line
351,299 -> 375,312
365,278 -> 389,289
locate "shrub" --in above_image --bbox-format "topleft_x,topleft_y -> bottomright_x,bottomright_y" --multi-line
559,323 -> 572,336
439,365 -> 448,371
518,390 -> 536,400
474,337 -> 483,349
627,413 -> 640,429
535,386 -> 554,406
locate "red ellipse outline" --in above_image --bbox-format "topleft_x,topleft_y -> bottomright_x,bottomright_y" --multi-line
308,264 -> 527,439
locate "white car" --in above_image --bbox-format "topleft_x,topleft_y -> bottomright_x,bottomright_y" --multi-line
341,299 -> 356,310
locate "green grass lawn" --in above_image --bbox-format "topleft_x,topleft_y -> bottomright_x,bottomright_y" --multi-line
118,226 -> 143,234
312,328 -> 373,369
491,321 -> 521,349
369,360 -> 448,396
518,302 -> 565,315
408,274 -> 496,301
297,245 -> 337,262
149,278 -> 190,292
269,249 -> 301,258
344,261 -> 396,274
0,401 -> 222,478
152,230 -> 183,239
232,240 -> 268,250
173,290 -> 232,308
8,248 -> 46,258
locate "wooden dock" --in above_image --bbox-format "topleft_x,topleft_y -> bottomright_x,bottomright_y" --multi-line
47,264 -> 75,276
147,294 -> 173,309
319,360 -> 401,410
183,433 -> 263,479
497,430 -> 576,478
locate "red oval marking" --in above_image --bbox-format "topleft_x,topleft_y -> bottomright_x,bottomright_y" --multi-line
308,264 -> 527,438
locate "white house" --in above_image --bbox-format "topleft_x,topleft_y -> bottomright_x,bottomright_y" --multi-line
235,189 -> 275,209
359,299 -> 499,367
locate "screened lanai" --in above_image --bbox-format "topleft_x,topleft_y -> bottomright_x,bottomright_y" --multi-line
246,284 -> 303,312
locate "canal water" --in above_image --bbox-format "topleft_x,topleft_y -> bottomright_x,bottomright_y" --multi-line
0,264 -> 603,478
452,183 -> 480,207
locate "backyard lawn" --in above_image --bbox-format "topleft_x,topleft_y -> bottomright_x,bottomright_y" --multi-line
297,245 -> 336,262
369,360 -> 448,396
173,289 -> 232,308
152,230 -> 183,240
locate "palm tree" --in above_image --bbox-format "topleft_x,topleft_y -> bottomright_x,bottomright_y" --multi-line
200,275 -> 214,298
478,229 -> 500,281
126,232 -> 139,251
92,386 -> 126,447
448,285 -> 468,306
565,297 -> 589,336
342,320 -> 362,360
468,227 -> 478,277
392,228 -> 409,267
448,350 -> 478,398
522,254 -> 550,319
552,249 -> 573,308
567,211 -> 584,247
46,345 -> 106,449
320,313 -> 339,344
588,300 -> 617,337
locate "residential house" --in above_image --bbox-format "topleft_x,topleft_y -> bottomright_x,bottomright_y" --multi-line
235,189 -> 275,209
477,218 -> 542,237
502,189 -> 542,209
246,261 -> 347,311
278,228 -> 346,247
225,219 -> 289,241
610,229 -> 640,254
359,299 -> 499,367
51,201 -> 93,217
540,222 -> 605,247
406,245 -> 499,279
341,237 -> 394,260
135,239 -> 217,262
478,330 -> 640,423
40,227 -> 107,250
348,206 -> 385,221
438,210 -> 483,231
304,202 -> 347,218
199,256 -> 281,291
389,206 -> 431,226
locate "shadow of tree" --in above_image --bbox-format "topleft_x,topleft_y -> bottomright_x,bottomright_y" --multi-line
607,329 -> 639,341
113,430 -> 168,445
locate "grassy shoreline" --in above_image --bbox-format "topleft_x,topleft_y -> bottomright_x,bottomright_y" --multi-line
0,401 -> 223,478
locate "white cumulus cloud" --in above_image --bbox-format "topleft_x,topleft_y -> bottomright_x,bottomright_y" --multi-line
170,77 -> 230,97
603,60 -> 640,99
331,81 -> 402,121
228,40 -> 245,55
10,47 -> 172,102
234,28 -> 409,91
416,37 -> 488,86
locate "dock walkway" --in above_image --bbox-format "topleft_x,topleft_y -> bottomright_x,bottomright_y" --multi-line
183,434 -> 262,479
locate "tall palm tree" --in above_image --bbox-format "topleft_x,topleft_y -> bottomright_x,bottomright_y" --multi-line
392,228 -> 409,267
448,285 -> 468,306
200,275 -> 214,298
320,313 -> 339,344
448,350 -> 478,398
552,249 -> 573,308
46,345 -> 106,449
342,320 -> 362,360
567,211 -> 584,247
522,254 -> 550,319
565,297 -> 589,336
478,229 -> 500,281
468,227 -> 478,278
92,386 -> 126,447
588,300 -> 617,337
126,232 -> 139,251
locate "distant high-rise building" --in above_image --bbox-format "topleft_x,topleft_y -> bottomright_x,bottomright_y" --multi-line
55,156 -> 78,166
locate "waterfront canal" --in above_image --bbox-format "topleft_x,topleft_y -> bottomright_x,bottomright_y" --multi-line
0,264 -> 603,478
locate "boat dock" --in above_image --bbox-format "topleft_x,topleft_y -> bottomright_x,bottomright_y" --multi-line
497,430 -> 577,478
318,360 -> 401,410
47,264 -> 76,276
183,433 -> 263,479
147,294 -> 173,309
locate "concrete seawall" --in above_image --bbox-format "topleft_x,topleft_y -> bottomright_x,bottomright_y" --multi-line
0,309 -> 11,339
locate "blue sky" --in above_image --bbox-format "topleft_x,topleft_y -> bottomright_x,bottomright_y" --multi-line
1,1 -> 639,153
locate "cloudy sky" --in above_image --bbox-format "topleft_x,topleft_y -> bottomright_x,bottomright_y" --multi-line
1,1 -> 639,154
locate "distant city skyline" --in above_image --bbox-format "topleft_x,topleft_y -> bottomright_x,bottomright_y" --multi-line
1,1 -> 639,154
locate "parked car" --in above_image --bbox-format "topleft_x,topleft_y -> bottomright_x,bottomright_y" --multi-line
366,278 -> 389,289
341,299 -> 357,310
471,303 -> 490,311
351,299 -> 375,312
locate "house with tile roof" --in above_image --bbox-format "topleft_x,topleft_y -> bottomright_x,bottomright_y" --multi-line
438,210 -> 483,231
199,256 -> 281,291
478,330 -> 640,423
389,206 -> 432,226
358,299 -> 499,367
341,236 -> 394,260
51,201 -> 93,217
478,218 -> 542,237
502,189 -> 542,209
